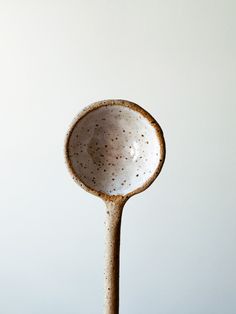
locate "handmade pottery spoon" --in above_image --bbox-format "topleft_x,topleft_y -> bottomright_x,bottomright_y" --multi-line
65,99 -> 165,314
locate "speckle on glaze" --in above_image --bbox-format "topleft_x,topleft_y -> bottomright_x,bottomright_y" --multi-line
67,104 -> 162,196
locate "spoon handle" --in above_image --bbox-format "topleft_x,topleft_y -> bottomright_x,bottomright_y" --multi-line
104,199 -> 126,314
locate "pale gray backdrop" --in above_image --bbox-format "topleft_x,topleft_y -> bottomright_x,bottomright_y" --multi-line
0,0 -> 235,313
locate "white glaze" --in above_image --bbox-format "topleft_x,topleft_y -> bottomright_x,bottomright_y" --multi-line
68,105 -> 162,195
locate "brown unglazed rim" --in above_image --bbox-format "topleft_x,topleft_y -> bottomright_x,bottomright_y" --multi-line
64,99 -> 166,203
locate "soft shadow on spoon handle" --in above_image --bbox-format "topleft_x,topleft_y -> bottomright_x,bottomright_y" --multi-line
104,198 -> 127,314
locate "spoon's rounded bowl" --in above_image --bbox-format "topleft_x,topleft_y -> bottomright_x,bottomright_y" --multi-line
65,99 -> 165,200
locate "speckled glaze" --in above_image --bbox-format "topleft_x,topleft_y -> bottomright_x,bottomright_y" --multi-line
65,99 -> 165,201
64,99 -> 165,314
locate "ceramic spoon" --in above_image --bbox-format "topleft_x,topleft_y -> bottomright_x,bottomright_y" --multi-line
65,99 -> 165,314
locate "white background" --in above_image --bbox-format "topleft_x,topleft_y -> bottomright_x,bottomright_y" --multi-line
0,1 -> 235,313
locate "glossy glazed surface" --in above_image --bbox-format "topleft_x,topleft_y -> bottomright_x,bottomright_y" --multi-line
67,105 -> 162,195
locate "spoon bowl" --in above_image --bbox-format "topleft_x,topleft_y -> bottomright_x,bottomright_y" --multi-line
65,99 -> 165,314
65,99 -> 165,200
